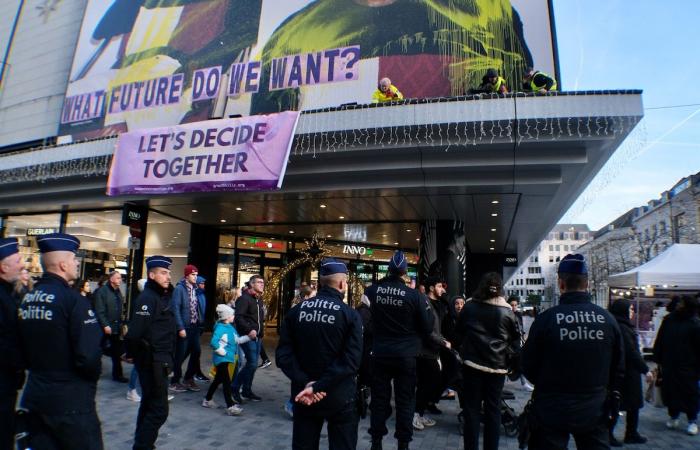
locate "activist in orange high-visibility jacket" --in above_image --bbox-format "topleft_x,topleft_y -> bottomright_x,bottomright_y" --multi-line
372,78 -> 404,103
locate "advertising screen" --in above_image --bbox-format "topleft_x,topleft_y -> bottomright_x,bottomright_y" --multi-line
58,0 -> 557,142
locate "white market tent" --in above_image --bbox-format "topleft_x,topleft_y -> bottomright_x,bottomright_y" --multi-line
608,243 -> 700,289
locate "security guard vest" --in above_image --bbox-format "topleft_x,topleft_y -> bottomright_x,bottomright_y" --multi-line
530,71 -> 557,91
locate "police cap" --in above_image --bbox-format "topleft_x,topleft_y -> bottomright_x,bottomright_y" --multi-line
319,258 -> 348,276
558,253 -> 587,275
146,255 -> 172,271
388,250 -> 408,274
36,233 -> 80,254
0,237 -> 19,260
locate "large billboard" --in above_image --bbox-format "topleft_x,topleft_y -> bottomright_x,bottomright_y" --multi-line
57,0 -> 557,143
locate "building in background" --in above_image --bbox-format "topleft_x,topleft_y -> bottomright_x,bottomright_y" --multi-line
578,171 -> 700,306
505,224 -> 590,307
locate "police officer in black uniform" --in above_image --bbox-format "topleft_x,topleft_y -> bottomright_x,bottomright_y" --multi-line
125,256 -> 177,450
0,238 -> 25,449
17,233 -> 104,449
365,251 -> 432,450
276,258 -> 363,450
522,254 -> 624,450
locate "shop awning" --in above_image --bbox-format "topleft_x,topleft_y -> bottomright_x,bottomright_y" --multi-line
608,244 -> 700,289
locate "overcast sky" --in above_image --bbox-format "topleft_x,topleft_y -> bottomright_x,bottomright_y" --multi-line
553,0 -> 700,230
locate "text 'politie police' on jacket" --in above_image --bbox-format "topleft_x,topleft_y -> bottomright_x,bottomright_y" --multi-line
374,285 -> 407,306
298,297 -> 341,324
556,310 -> 608,341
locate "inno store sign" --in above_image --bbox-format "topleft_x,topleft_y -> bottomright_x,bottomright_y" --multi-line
342,245 -> 373,256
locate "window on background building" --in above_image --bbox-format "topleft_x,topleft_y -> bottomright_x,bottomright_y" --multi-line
564,245 -> 569,251
549,245 -> 554,251
549,256 -> 554,262
660,221 -> 667,234
556,256 -> 560,262
555,245 -> 560,251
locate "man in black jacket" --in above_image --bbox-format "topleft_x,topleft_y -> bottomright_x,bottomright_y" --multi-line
94,271 -> 127,382
232,274 -> 265,402
522,254 -> 624,450
125,256 -> 177,450
0,238 -> 25,449
18,233 -> 104,449
365,251 -> 433,450
276,258 -> 363,449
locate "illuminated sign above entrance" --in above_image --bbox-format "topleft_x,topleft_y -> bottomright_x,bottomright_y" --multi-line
342,245 -> 373,256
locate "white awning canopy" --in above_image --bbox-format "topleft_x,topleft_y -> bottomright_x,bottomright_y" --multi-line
608,244 -> 700,289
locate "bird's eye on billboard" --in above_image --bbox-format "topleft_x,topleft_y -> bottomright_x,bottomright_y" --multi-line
57,0 -> 557,143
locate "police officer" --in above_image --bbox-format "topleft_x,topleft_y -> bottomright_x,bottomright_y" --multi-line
276,258 -> 363,450
0,238 -> 25,449
522,254 -> 624,450
125,256 -> 177,450
365,251 -> 432,450
17,233 -> 104,449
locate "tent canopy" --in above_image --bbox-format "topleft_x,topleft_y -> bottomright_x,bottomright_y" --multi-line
608,244 -> 700,289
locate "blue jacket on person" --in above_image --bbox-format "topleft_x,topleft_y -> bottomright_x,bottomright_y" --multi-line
171,278 -> 205,331
195,283 -> 207,322
210,321 -> 249,366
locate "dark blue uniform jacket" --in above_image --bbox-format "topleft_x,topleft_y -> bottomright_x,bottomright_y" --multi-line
0,279 -> 23,395
364,276 -> 432,358
276,286 -> 363,415
522,291 -> 624,430
18,273 -> 103,414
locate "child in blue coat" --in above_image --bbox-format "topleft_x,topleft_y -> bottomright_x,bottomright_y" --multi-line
202,304 -> 252,415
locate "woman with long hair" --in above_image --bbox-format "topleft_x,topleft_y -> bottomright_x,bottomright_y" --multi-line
456,272 -> 521,450
654,295 -> 700,436
608,299 -> 652,445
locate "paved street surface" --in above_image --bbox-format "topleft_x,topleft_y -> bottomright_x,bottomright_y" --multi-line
93,333 -> 698,449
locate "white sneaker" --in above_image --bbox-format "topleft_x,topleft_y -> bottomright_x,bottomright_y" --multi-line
201,398 -> 218,408
667,418 -> 680,429
420,415 -> 436,427
687,423 -> 698,436
168,395 -> 175,401
412,413 -> 425,430
226,404 -> 243,416
523,382 -> 535,392
126,389 -> 141,402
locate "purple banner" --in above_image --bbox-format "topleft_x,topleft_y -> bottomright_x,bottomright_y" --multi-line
106,111 -> 300,196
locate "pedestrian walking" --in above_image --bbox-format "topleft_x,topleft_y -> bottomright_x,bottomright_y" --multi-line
17,233 -> 104,449
125,256 -> 177,450
365,251 -> 432,450
654,294 -> 700,436
0,238 -> 25,449
608,299 -> 653,445
276,258 -> 363,450
456,272 -> 520,450
522,254 -> 624,450
94,271 -> 127,382
170,264 -> 205,393
232,275 -> 266,403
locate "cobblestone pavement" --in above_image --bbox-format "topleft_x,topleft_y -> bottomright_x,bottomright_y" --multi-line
94,333 -> 698,449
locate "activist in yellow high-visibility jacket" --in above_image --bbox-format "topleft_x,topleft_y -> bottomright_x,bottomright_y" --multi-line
372,78 -> 404,103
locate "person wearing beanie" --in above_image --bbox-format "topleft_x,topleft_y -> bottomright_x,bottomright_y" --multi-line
170,264 -> 205,392
0,238 -> 25,448
17,233 -> 104,449
474,68 -> 508,94
522,254 -> 624,450
365,251 -> 432,450
202,305 -> 255,416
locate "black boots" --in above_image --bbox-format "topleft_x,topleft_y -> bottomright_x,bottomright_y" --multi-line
370,440 -> 382,450
609,433 -> 623,447
624,433 -> 648,444
398,442 -> 409,450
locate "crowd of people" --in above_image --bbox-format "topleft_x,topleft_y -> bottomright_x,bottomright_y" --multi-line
1,233 -> 700,450
371,67 -> 557,104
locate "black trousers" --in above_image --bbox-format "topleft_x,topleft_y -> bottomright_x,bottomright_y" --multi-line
27,410 -> 103,450
529,418 -> 610,450
461,366 -> 505,450
206,362 -> 234,407
172,325 -> 201,384
0,390 -> 17,450
369,356 -> 417,444
415,357 -> 441,415
134,362 -> 170,450
292,401 -> 358,450
108,334 -> 124,379
610,408 -> 640,438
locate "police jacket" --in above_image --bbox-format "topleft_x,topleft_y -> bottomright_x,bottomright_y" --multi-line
276,286 -> 363,414
457,296 -> 521,374
417,295 -> 447,360
365,275 -> 432,358
94,283 -> 123,329
171,279 -> 204,330
522,291 -> 624,429
235,289 -> 265,338
126,280 -> 177,367
0,278 -> 23,395
18,272 -> 103,414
